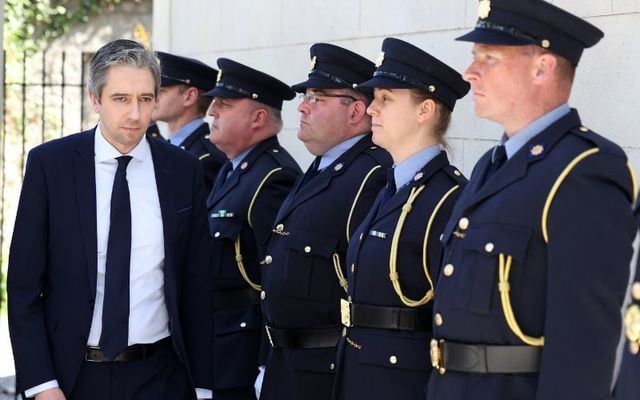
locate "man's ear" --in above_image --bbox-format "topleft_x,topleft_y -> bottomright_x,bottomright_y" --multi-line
349,100 -> 368,124
182,87 -> 200,107
250,108 -> 268,130
89,91 -> 101,113
533,53 -> 558,84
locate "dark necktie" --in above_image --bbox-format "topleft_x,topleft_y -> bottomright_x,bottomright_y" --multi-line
100,155 -> 133,360
300,156 -> 322,188
379,167 -> 396,207
212,160 -> 233,194
483,145 -> 507,184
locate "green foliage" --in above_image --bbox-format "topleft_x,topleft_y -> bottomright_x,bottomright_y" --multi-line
4,0 -> 126,55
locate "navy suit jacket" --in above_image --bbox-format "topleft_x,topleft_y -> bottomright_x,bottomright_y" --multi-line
428,110 -> 636,400
8,129 -> 212,396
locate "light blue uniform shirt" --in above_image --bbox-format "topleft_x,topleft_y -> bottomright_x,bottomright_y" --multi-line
393,145 -> 442,193
494,103 -> 571,161
169,118 -> 204,147
317,133 -> 367,171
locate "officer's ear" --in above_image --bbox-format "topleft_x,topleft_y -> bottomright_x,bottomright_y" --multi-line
348,99 -> 367,124
416,98 -> 436,125
182,86 -> 199,107
532,53 -> 558,85
250,107 -> 268,130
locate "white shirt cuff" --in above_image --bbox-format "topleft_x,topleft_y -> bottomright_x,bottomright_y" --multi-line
25,380 -> 59,398
196,388 -> 212,399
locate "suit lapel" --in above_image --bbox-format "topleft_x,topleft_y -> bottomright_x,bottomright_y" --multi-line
73,130 -> 98,299
148,137 -> 176,276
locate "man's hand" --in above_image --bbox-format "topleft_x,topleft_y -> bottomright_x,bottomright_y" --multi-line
35,388 -> 66,400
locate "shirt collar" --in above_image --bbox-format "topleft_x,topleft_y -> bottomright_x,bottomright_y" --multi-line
499,103 -> 571,160
393,145 -> 441,192
94,123 -> 150,163
170,118 -> 204,146
230,145 -> 255,170
318,133 -> 367,170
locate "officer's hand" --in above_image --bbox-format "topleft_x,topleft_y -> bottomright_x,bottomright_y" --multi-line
35,388 -> 66,400
254,365 -> 266,399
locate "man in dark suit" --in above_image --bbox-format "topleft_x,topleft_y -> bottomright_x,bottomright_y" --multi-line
203,58 -> 301,400
150,51 -> 226,192
8,39 -> 212,400
258,43 -> 392,400
427,1 -> 636,399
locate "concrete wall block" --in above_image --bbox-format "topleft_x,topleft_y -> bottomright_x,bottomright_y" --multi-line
462,139 -> 495,176
569,13 -> 640,148
360,0 -> 466,37
282,0 -> 361,44
613,0 -> 640,13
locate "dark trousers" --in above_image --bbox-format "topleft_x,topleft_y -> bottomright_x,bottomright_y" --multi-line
68,340 -> 193,400
214,386 -> 257,400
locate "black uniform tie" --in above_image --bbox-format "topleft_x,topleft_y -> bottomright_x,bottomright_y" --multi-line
300,156 -> 321,187
379,167 -> 396,207
100,155 -> 133,360
211,160 -> 233,194
483,145 -> 507,184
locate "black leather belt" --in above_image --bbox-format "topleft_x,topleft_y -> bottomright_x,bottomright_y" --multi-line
214,287 -> 260,310
430,339 -> 541,374
265,325 -> 341,349
85,337 -> 171,363
344,301 -> 432,331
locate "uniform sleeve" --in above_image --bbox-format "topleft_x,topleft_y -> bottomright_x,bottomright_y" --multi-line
181,161 -> 214,389
7,150 -> 58,393
536,152 -> 635,399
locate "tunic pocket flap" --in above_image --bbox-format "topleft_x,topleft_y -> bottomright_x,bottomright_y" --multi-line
462,225 -> 532,264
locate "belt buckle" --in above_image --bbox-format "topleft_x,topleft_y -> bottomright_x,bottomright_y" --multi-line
430,339 -> 446,375
340,298 -> 352,327
265,325 -> 275,348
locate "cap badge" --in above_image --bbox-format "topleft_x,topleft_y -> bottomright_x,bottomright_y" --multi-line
310,56 -> 317,71
530,144 -> 544,157
252,93 -> 259,99
334,163 -> 344,171
478,0 -> 491,19
216,69 -> 223,82
375,51 -> 385,68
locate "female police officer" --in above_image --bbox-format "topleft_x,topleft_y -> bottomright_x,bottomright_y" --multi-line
332,37 -> 469,399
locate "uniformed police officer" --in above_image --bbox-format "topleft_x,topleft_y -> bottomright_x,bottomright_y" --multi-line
332,37 -> 469,400
615,206 -> 640,399
204,58 -> 301,400
151,51 -> 226,192
427,1 -> 637,399
258,44 -> 392,400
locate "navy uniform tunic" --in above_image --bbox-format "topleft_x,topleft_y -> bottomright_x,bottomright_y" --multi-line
614,201 -> 640,400
207,136 -> 300,395
333,150 -> 467,400
259,134 -> 391,400
180,122 -> 226,193
427,110 -> 636,400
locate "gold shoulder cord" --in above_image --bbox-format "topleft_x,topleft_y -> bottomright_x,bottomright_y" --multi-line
234,167 -> 283,291
627,162 -> 638,204
333,165 -> 383,293
346,165 -> 382,243
388,185 -> 459,307
498,148 -> 601,346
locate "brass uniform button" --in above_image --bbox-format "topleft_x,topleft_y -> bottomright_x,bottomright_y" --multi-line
214,232 -> 220,238
260,291 -> 266,300
389,355 -> 398,364
240,322 -> 247,328
276,223 -> 284,233
351,263 -> 355,273
579,126 -> 589,132
304,246 -> 312,253
342,327 -> 347,337
264,255 -> 273,265
458,217 -> 469,230
330,363 -> 335,370
443,264 -> 454,277
484,242 -> 494,253
453,170 -> 461,176
434,313 -> 443,326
